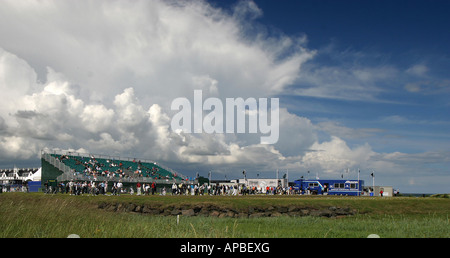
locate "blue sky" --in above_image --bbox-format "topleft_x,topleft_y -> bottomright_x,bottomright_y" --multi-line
239,0 -> 450,152
0,0 -> 449,193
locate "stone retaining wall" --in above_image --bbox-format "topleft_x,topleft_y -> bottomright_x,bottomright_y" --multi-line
98,202 -> 357,218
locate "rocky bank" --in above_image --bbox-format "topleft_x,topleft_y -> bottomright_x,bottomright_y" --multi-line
97,202 -> 357,218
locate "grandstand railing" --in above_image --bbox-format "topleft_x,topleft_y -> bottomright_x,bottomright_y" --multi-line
41,150 -> 197,185
41,152 -> 76,181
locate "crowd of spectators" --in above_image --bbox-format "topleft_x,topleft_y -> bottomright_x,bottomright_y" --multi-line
55,154 -> 179,181
170,183 -> 295,196
41,179 -> 295,197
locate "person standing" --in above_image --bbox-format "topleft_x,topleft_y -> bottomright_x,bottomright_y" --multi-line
145,183 -> 150,195
117,181 -> 123,196
136,182 -> 142,196
68,180 -> 74,195
44,181 -> 49,194
151,181 -> 156,195
111,182 -> 117,195
172,183 -> 177,195
98,181 -> 104,195
103,181 -> 108,195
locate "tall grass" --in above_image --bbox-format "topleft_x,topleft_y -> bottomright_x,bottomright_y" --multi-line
1,193 -> 449,238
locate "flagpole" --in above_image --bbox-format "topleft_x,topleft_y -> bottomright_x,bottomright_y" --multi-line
287,169 -> 289,189
372,170 -> 375,190
369,170 -> 375,196
209,171 -> 211,186
276,169 -> 278,181
358,168 -> 360,196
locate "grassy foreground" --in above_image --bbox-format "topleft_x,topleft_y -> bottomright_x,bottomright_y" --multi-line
0,192 -> 449,238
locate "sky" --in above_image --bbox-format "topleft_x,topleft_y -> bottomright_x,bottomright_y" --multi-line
0,0 -> 449,193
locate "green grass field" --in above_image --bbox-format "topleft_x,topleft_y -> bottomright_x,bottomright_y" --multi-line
0,193 -> 449,238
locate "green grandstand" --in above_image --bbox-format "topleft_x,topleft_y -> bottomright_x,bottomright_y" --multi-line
40,150 -> 195,189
